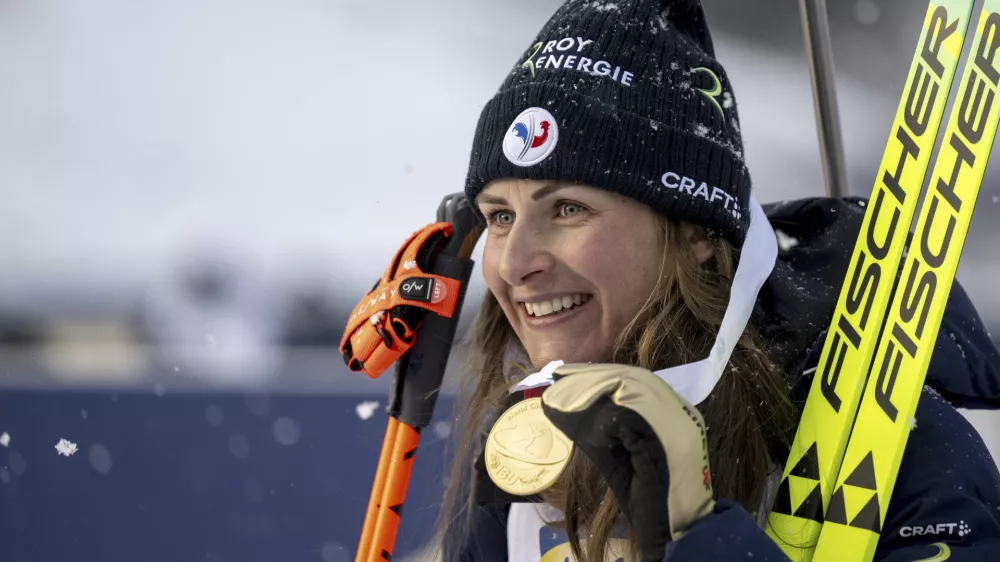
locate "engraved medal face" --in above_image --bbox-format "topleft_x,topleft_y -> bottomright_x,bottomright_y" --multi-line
484,397 -> 572,496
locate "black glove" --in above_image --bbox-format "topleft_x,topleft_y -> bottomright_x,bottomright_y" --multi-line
541,363 -> 716,562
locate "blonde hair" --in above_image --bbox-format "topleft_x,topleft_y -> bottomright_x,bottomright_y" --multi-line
434,215 -> 797,561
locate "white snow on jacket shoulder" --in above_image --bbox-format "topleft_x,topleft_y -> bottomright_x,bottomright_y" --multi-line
775,229 -> 800,251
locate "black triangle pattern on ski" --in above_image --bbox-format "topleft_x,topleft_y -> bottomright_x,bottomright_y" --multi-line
772,477 -> 793,515
844,451 -> 877,490
824,486 -> 849,525
790,442 -> 821,480
389,503 -> 404,516
848,493 -> 882,533
792,483 -> 825,523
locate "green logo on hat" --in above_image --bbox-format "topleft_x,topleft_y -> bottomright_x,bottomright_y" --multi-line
692,67 -> 725,123
521,42 -> 543,78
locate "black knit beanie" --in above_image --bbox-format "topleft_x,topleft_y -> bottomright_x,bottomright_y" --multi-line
464,0 -> 752,246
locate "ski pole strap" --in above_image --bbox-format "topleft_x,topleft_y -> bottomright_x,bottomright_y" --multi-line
340,222 -> 464,379
391,253 -> 475,427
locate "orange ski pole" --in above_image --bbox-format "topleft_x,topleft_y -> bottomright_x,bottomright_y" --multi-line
364,422 -> 421,561
356,416 -> 399,561
352,194 -> 483,562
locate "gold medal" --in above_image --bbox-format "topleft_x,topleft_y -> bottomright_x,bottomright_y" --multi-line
484,397 -> 572,496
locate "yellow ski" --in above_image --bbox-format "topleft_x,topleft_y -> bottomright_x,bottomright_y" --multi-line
766,2 -> 974,559
812,2 -> 1000,559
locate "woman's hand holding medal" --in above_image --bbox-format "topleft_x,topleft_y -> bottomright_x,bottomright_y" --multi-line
486,362 -> 716,562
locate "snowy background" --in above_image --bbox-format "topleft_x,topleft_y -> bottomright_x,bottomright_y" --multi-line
0,1 -> 998,561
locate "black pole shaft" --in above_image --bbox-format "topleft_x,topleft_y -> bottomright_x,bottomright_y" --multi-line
799,0 -> 850,198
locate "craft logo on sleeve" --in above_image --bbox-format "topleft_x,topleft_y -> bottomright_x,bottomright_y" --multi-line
503,107 -> 559,167
899,520 -> 972,538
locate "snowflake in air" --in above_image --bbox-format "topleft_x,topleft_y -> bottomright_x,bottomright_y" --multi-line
0,432 -> 9,447
55,438 -> 78,457
356,401 -> 380,421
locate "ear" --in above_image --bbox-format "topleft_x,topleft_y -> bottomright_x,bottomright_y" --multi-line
685,224 -> 715,264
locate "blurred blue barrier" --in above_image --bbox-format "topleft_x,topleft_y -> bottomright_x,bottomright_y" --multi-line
0,388 -> 456,562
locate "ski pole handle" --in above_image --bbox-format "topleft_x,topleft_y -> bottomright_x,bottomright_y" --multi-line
352,194 -> 484,562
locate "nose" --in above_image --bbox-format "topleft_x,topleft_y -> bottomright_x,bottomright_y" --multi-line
498,221 -> 554,286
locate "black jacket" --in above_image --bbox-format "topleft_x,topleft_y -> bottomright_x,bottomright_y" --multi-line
449,196 -> 1000,561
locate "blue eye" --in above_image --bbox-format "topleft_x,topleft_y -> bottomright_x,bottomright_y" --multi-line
560,202 -> 585,217
487,210 -> 514,227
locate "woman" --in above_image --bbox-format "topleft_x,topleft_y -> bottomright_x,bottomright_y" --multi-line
434,1 -> 1000,560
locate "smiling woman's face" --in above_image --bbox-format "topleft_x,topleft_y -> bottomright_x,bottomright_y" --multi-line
476,179 -> 667,369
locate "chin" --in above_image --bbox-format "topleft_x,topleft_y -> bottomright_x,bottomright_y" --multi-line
527,345 -> 607,370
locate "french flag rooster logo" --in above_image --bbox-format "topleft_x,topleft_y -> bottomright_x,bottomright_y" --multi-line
503,107 -> 559,167
512,118 -> 551,159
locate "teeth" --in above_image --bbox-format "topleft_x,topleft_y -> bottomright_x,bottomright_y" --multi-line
524,294 -> 590,317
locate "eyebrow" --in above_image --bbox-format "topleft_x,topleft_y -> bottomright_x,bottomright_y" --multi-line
476,183 -> 572,206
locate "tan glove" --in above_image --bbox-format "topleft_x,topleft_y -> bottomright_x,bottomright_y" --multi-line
541,363 -> 716,562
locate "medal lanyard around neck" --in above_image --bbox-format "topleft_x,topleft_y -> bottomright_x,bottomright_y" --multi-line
511,197 -> 778,406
